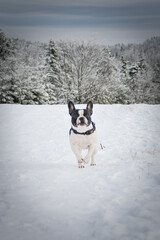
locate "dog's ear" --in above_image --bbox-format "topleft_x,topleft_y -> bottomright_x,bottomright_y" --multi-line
86,101 -> 93,115
68,101 -> 75,116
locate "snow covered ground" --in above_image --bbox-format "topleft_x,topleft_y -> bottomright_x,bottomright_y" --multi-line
0,104 -> 160,240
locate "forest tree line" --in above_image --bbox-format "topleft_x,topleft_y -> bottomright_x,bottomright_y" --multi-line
0,29 -> 160,104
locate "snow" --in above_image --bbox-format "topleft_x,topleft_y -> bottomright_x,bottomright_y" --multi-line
0,104 -> 160,240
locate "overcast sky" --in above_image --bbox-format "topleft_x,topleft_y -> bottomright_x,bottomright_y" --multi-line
0,0 -> 160,44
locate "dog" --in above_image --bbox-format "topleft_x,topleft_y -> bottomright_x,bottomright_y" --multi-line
68,101 -> 98,168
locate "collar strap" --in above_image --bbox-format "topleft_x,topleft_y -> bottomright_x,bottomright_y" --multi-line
69,122 -> 96,136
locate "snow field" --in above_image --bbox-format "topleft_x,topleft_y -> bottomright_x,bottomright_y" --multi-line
0,104 -> 160,240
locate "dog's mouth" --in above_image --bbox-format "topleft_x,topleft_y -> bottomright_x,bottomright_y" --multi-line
78,123 -> 87,126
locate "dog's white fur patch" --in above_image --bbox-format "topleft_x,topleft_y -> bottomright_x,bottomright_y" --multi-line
78,110 -> 84,117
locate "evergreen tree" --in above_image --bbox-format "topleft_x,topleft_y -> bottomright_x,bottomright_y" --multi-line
0,31 -> 17,103
45,39 -> 61,103
95,48 -> 128,104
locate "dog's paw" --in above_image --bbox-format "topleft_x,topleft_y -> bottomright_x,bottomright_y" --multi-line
78,159 -> 85,168
90,163 -> 96,166
79,165 -> 85,168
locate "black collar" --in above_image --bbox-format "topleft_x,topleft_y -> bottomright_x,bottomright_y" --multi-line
69,122 -> 96,135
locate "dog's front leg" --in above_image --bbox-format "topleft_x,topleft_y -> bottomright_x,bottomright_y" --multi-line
84,144 -> 95,165
71,144 -> 85,168
90,148 -> 98,166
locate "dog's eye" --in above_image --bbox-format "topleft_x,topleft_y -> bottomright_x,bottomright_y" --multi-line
72,111 -> 79,118
84,110 -> 90,118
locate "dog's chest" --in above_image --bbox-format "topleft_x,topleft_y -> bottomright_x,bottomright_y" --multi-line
70,132 -> 96,149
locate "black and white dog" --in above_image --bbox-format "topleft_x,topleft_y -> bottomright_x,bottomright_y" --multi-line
68,101 -> 98,168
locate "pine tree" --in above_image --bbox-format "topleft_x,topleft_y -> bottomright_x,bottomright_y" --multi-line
95,48 -> 128,104
45,39 -> 61,103
135,59 -> 155,103
0,31 -> 18,103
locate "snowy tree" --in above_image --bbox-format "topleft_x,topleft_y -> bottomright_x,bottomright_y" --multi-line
57,41 -> 77,104
134,59 -> 155,103
10,39 -> 49,104
57,42 -> 129,104
0,29 -> 12,60
1,31 -> 160,105
120,56 -> 155,103
57,41 -> 90,104
45,39 -> 62,104
0,31 -> 18,103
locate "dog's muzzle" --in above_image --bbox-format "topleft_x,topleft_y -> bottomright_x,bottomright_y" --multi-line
77,117 -> 87,126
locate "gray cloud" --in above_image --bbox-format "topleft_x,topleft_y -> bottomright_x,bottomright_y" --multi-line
0,0 -> 160,44
0,0 -> 160,15
0,4 -> 160,25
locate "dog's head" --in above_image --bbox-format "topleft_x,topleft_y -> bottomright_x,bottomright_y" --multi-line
68,101 -> 93,128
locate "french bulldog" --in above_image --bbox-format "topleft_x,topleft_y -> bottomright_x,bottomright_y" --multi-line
68,101 -> 98,168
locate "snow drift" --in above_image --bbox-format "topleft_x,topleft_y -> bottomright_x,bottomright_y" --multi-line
0,104 -> 160,240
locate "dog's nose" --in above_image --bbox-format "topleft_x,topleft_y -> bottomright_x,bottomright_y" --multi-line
79,117 -> 85,123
